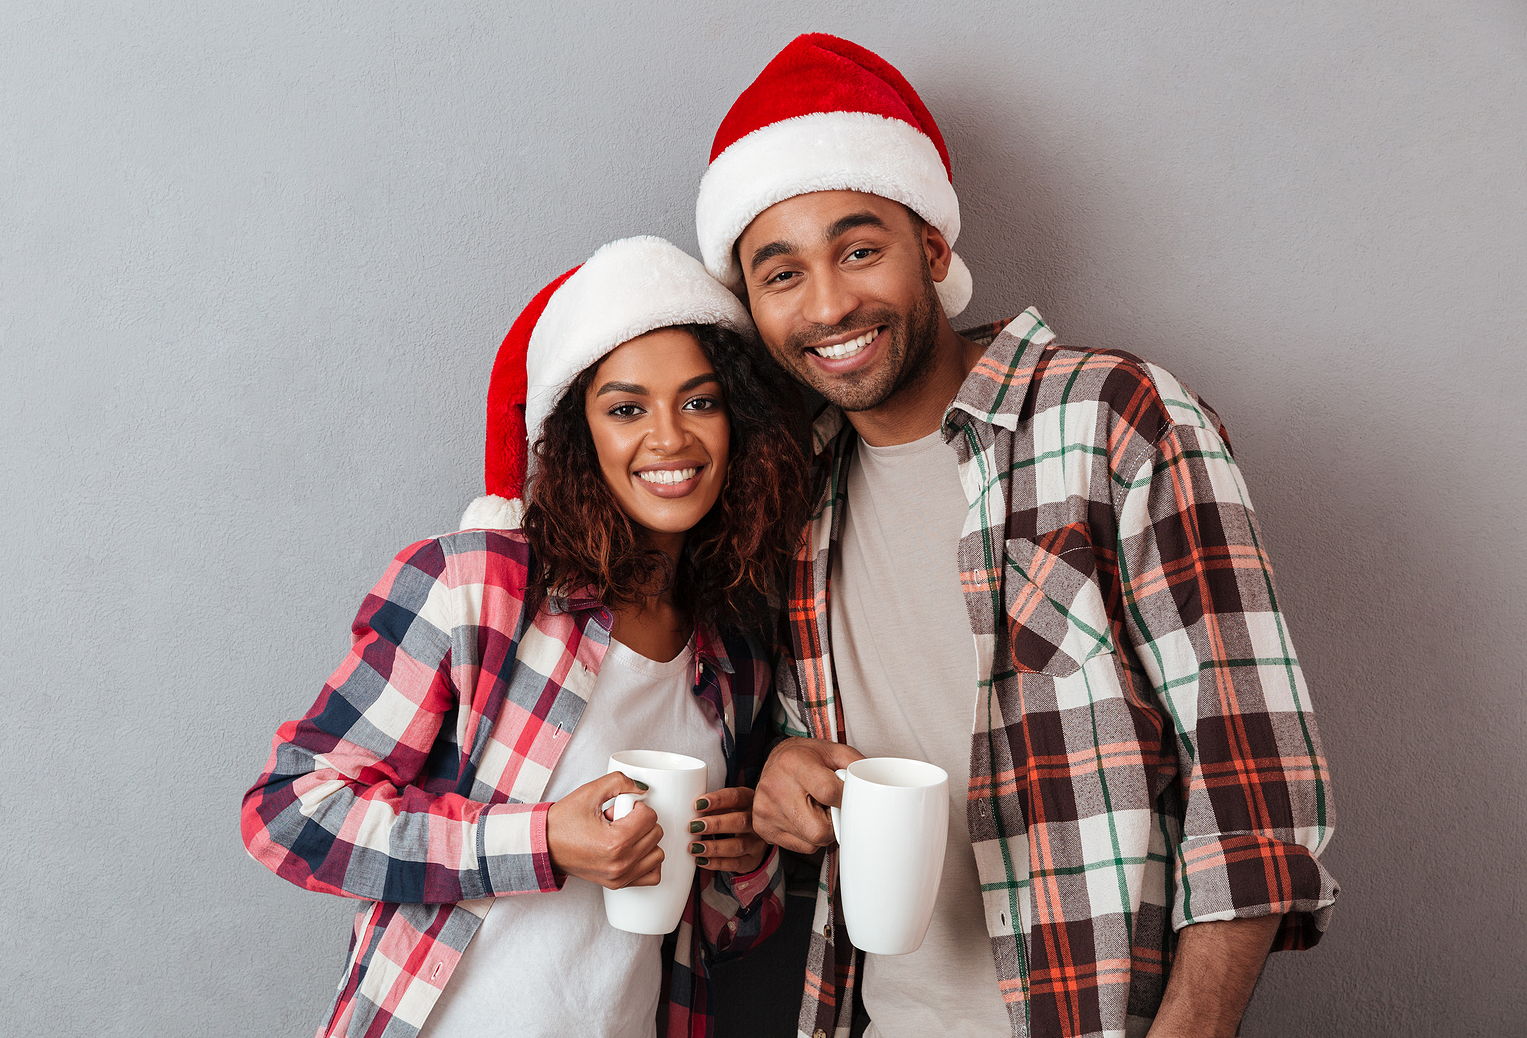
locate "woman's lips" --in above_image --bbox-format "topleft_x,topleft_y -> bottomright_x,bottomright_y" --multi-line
634,465 -> 705,498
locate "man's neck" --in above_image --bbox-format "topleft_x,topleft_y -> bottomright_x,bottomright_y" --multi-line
845,323 -> 986,447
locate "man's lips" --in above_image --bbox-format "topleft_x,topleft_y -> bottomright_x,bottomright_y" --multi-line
803,326 -> 886,375
805,326 -> 884,360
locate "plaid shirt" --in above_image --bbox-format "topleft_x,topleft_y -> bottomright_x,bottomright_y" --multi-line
242,528 -> 783,1038
778,309 -> 1337,1038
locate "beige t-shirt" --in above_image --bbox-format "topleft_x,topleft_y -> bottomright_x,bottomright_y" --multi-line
831,430 -> 1012,1037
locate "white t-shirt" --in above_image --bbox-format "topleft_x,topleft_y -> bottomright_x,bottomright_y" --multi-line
419,635 -> 725,1038
831,431 -> 1013,1037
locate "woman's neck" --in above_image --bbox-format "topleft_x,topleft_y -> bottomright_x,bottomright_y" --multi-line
609,594 -> 691,663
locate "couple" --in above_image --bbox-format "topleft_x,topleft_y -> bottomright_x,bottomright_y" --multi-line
242,34 -> 1338,1038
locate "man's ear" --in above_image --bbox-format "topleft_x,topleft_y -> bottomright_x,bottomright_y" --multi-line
920,221 -> 954,283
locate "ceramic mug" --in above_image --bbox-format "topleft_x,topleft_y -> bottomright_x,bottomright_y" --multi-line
830,756 -> 949,955
602,749 -> 709,935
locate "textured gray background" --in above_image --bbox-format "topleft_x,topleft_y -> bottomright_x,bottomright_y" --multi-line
3,2 -> 1524,1036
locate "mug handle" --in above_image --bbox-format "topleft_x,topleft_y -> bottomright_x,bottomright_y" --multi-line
828,768 -> 848,843
603,791 -> 646,820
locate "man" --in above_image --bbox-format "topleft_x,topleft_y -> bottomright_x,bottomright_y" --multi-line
692,34 -> 1337,1038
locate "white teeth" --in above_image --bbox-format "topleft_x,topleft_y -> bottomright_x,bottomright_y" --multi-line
637,467 -> 698,485
813,328 -> 878,360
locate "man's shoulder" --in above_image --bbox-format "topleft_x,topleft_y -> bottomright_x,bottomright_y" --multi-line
974,318 -> 1223,448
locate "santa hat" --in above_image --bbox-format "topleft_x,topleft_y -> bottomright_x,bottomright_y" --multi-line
696,33 -> 972,317
460,236 -> 752,531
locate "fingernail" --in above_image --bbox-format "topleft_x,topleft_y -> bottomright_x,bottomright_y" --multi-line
695,857 -> 709,866
634,781 -> 649,791
689,842 -> 705,854
694,797 -> 710,811
689,821 -> 704,833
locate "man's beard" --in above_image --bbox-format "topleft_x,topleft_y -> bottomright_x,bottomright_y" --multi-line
782,271 -> 942,414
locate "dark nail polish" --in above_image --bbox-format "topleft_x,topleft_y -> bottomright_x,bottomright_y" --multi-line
695,857 -> 709,866
689,842 -> 705,854
694,797 -> 710,811
689,821 -> 704,833
634,781 -> 649,791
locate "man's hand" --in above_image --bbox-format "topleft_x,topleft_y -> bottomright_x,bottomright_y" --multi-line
752,737 -> 866,853
546,771 -> 663,889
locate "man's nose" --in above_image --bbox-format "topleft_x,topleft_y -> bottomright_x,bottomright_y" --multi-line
801,270 -> 861,329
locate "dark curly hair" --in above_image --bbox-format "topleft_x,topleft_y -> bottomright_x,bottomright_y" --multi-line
521,323 -> 811,632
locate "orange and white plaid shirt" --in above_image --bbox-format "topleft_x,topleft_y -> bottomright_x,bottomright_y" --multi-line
777,309 -> 1337,1038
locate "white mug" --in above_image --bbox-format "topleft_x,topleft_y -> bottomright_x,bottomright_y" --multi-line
830,757 -> 949,955
602,749 -> 709,935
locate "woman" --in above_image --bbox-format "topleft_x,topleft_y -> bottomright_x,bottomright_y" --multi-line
241,237 -> 810,1038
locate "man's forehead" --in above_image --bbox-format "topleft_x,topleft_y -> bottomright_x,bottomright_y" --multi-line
739,189 -> 911,251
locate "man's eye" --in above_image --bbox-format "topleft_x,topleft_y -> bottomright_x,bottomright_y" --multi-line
767,270 -> 798,285
847,247 -> 876,261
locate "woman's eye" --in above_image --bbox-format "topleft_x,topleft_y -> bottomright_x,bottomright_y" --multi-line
684,396 -> 722,412
608,403 -> 643,419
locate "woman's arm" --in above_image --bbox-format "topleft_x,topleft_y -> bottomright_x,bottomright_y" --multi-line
239,538 -> 559,904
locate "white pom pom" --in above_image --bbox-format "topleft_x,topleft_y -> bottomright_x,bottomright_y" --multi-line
459,494 -> 524,531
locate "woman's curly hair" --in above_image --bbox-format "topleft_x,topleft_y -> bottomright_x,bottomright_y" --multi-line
521,323 -> 812,632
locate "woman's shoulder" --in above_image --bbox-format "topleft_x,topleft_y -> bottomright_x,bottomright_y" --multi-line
395,526 -> 537,598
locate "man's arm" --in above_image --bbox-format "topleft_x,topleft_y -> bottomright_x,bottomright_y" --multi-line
1112,395 -> 1338,1011
1147,916 -> 1281,1037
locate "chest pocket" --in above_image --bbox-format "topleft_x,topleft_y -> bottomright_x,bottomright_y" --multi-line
1003,523 -> 1114,677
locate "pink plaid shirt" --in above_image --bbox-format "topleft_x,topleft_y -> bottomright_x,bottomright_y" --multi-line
242,528 -> 783,1037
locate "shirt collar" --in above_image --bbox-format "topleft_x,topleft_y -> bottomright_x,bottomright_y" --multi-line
944,307 -> 1055,434
807,307 -> 1055,453
545,585 -> 735,675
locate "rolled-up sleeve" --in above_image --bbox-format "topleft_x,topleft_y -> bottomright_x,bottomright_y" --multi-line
1117,421 -> 1338,949
240,538 -> 559,904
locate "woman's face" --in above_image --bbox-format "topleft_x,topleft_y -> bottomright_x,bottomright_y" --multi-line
583,327 -> 731,554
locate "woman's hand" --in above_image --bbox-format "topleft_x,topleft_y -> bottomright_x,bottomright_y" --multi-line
687,786 -> 769,874
547,772 -> 664,889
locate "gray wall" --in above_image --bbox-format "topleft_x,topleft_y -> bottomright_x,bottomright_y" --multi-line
3,2 -> 1523,1035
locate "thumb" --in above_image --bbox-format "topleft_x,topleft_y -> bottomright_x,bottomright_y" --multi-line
821,742 -> 868,770
590,770 -> 649,802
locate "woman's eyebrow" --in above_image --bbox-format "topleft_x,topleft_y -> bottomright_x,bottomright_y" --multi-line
680,373 -> 721,392
594,380 -> 646,397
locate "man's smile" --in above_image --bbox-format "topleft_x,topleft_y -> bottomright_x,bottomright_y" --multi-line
806,325 -> 885,360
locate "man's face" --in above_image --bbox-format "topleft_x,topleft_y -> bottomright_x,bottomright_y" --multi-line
736,190 -> 948,414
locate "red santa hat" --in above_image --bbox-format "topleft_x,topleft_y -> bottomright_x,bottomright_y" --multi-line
696,33 -> 973,317
460,236 -> 752,531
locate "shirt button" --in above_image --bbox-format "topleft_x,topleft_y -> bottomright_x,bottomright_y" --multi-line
822,923 -> 834,941
815,1030 -> 828,1038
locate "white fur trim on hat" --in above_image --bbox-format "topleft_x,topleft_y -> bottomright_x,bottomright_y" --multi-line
523,236 -> 752,444
696,111 -> 970,316
460,493 -> 523,531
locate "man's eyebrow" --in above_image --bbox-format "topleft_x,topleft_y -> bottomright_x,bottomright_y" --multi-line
747,239 -> 796,273
825,211 -> 889,241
